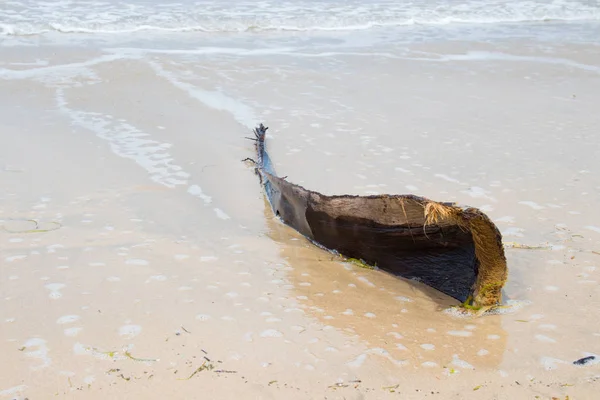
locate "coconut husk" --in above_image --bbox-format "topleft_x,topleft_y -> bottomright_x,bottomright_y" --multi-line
248,124 -> 508,308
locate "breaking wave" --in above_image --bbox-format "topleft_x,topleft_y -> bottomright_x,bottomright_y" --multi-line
1,0 -> 599,37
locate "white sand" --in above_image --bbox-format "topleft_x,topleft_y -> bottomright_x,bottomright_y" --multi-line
1,37 -> 600,399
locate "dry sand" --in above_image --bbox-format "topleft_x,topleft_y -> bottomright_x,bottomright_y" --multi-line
1,41 -> 600,399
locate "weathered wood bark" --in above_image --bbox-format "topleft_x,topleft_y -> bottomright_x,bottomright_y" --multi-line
250,124 -> 508,308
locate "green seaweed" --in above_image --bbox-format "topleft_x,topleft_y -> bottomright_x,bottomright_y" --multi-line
124,350 -> 158,362
118,373 -> 130,382
503,241 -> 551,250
177,361 -> 214,381
345,257 -> 376,270
460,295 -> 482,311
382,384 -> 399,392
88,346 -> 157,362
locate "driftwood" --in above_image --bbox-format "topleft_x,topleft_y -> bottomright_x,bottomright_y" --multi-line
249,124 -> 508,308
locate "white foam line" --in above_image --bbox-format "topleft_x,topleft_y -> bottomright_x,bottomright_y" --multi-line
109,46 -> 400,60
55,89 -> 190,188
0,385 -> 27,397
109,46 -> 600,74
434,174 -> 463,184
0,53 -> 132,80
423,51 -> 600,73
585,226 -> 600,234
147,60 -> 257,128
110,46 -> 297,57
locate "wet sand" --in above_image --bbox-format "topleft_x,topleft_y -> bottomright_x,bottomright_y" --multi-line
1,40 -> 600,399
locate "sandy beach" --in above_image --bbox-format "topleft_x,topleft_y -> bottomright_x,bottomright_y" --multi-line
2,2 -> 600,398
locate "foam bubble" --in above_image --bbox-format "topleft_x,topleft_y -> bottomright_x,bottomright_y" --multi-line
451,354 -> 474,369
23,338 -> 51,370
535,334 -> 556,343
260,329 -> 283,338
57,315 -> 80,324
448,330 -> 472,337
421,361 -> 438,367
5,255 -> 26,262
45,283 -> 66,299
214,208 -> 231,220
126,259 -> 148,266
540,356 -> 566,370
118,324 -> 142,338
187,185 -> 212,205
357,277 -> 375,287
347,354 -> 367,368
64,327 -> 83,337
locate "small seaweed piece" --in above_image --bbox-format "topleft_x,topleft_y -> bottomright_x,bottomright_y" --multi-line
383,384 -> 399,392
503,242 -> 551,250
268,380 -> 277,386
1,219 -> 62,234
345,257 -> 376,270
118,373 -> 131,382
124,350 -> 158,362
473,385 -> 482,391
328,383 -> 348,389
177,361 -> 214,380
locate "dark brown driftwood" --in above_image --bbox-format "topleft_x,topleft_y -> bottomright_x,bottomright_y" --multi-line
249,124 -> 508,308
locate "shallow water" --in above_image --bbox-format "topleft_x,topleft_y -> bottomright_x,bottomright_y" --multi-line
1,1 -> 600,398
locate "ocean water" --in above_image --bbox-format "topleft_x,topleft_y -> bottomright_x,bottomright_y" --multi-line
1,0 -> 599,45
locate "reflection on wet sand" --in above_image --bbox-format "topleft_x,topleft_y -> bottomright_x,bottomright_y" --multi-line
264,199 -> 508,371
